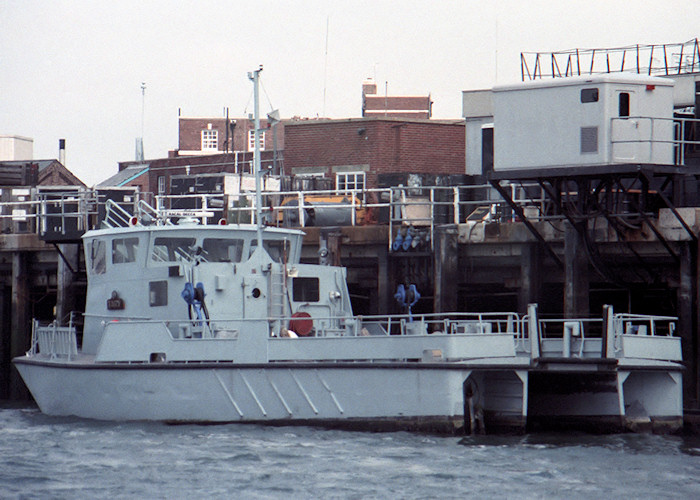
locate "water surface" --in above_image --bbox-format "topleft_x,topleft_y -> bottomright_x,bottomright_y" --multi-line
2,404 -> 699,499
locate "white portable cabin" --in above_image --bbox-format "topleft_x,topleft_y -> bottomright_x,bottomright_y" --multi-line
492,74 -> 676,171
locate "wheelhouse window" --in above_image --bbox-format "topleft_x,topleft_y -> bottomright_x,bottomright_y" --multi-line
580,88 -> 599,103
151,237 -> 197,262
250,239 -> 287,263
293,277 -> 320,302
89,239 -> 106,275
201,129 -> 218,150
619,92 -> 630,117
112,237 -> 139,264
202,238 -> 244,263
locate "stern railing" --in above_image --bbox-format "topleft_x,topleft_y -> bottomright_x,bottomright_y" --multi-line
525,305 -> 678,360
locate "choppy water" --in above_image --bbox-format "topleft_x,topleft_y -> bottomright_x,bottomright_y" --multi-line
2,404 -> 700,499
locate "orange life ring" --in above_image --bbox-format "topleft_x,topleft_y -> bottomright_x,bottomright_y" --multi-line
289,312 -> 313,337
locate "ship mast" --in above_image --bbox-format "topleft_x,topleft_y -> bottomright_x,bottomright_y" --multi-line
248,66 -> 264,249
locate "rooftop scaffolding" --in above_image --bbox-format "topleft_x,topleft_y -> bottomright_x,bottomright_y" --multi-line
521,38 -> 700,81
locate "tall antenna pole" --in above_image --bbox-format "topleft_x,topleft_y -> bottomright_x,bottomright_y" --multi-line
494,19 -> 499,83
141,82 -> 146,139
322,16 -> 329,116
136,82 -> 146,161
248,66 -> 264,249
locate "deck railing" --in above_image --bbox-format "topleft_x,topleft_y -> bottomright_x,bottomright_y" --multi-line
527,311 -> 678,360
29,320 -> 79,360
90,312 -> 522,340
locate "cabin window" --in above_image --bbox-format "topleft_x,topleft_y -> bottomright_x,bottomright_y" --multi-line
112,237 -> 139,264
151,237 -> 197,262
149,281 -> 168,306
250,239 -> 287,263
580,88 -> 599,103
202,238 -> 244,263
90,239 -> 106,275
293,277 -> 320,302
619,92 -> 630,117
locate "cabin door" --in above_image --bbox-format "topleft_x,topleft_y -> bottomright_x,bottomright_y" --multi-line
611,90 -> 649,162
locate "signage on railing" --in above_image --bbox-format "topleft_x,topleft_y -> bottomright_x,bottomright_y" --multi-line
162,210 -> 215,218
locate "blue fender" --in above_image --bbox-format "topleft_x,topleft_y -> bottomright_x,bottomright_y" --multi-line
392,233 -> 404,251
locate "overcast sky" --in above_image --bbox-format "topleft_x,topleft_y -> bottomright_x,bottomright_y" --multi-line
1,1 -> 698,185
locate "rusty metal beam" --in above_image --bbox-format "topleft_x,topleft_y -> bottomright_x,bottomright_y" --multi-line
640,170 -> 697,242
613,176 -> 680,263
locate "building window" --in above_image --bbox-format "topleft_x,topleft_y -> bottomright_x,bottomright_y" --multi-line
336,172 -> 365,193
248,130 -> 265,151
580,88 -> 599,103
157,175 -> 166,194
201,130 -> 218,150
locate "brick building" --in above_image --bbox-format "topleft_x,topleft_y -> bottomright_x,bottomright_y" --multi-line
361,79 -> 432,119
105,80 -> 461,195
174,117 -> 285,156
283,117 -> 465,190
0,160 -> 85,187
174,79 -> 433,157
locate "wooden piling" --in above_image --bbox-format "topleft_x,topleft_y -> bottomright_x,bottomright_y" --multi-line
433,226 -> 459,313
519,242 -> 543,314
564,222 -> 589,318
10,251 -> 30,399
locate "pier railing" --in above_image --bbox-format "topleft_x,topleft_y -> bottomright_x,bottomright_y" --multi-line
3,167 -> 694,250
609,115 -> 700,165
87,184 -> 549,251
0,187 -> 140,239
190,184 -> 550,251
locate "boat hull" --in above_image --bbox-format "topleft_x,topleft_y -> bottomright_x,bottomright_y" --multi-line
14,357 -> 683,434
13,359 -> 472,433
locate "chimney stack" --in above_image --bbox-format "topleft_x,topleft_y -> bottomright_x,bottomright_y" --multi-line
59,139 -> 66,165
362,79 -> 377,96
